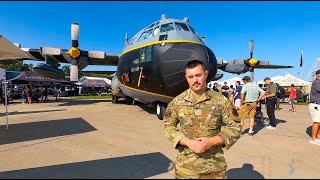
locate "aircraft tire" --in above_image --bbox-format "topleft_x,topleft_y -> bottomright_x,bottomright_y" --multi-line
112,95 -> 118,104
156,103 -> 166,120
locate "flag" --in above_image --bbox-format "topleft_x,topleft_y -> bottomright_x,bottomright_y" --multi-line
300,51 -> 303,67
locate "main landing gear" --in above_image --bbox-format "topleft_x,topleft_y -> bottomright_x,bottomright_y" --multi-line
156,103 -> 166,120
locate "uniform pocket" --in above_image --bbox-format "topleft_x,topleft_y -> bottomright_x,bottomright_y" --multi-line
205,113 -> 220,130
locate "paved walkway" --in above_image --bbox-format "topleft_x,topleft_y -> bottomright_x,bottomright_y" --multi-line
0,99 -> 318,178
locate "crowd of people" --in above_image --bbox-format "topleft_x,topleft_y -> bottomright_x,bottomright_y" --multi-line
163,61 -> 320,179
22,85 -> 63,104
209,73 -> 320,145
1,85 -> 63,105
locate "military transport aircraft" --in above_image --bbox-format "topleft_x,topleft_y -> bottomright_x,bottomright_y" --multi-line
0,14 -> 293,120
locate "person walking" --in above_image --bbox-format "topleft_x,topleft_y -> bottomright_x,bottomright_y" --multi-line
163,60 -> 241,179
262,77 -> 278,129
288,84 -> 297,112
309,70 -> 320,145
234,81 -> 242,110
238,76 -> 265,136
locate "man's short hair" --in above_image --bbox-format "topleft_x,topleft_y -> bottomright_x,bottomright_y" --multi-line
316,69 -> 320,75
264,77 -> 271,81
236,81 -> 241,84
242,76 -> 251,81
185,60 -> 207,71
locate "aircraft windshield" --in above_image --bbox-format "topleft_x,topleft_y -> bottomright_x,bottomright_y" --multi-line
175,23 -> 189,31
144,30 -> 153,39
138,32 -> 147,41
160,23 -> 175,33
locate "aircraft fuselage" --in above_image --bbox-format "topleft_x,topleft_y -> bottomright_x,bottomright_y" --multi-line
115,40 -> 217,104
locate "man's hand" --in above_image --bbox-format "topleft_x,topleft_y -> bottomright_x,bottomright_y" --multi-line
187,139 -> 206,154
196,136 -> 225,152
195,137 -> 214,152
180,137 -> 205,154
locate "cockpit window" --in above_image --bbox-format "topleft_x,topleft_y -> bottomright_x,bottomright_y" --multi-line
144,30 -> 153,40
138,32 -> 147,41
175,23 -> 189,31
148,23 -> 155,29
160,23 -> 175,33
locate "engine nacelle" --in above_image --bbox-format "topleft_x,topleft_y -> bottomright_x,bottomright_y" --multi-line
219,64 -> 249,74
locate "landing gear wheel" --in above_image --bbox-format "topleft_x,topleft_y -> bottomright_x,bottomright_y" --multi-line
156,103 -> 166,120
112,95 -> 118,104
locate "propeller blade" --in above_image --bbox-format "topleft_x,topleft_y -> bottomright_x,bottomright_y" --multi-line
70,64 -> 79,82
40,47 -> 61,55
232,59 -> 246,65
249,40 -> 254,58
255,64 -> 293,69
71,23 -> 79,48
88,51 -> 106,59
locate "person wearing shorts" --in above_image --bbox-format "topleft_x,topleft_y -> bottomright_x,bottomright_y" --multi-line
288,84 -> 297,112
239,76 -> 265,136
309,70 -> 320,145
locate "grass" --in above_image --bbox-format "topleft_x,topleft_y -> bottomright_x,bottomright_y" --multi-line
71,95 -> 112,100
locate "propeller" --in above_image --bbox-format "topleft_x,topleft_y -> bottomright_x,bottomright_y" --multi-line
69,23 -> 81,81
39,22 -> 107,82
218,40 -> 292,79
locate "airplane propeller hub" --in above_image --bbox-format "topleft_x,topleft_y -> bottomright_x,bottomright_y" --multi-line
68,47 -> 81,59
248,58 -> 258,66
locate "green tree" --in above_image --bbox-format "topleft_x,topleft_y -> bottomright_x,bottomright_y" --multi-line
61,65 -> 70,76
2,61 -> 33,71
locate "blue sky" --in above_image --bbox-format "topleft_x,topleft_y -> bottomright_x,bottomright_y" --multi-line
1,1 -> 320,81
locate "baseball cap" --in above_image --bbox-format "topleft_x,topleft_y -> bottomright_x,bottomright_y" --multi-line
242,76 -> 251,81
316,69 -> 320,75
264,77 -> 271,81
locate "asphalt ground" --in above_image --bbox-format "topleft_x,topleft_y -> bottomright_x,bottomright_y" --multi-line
0,98 -> 318,179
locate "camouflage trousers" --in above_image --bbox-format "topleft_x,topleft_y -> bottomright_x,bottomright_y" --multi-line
175,168 -> 226,179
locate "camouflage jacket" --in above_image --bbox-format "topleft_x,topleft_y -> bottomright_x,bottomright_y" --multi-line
163,88 -> 242,178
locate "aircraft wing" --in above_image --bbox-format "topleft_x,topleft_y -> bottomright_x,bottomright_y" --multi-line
80,70 -> 117,74
86,53 -> 119,66
254,64 -> 293,69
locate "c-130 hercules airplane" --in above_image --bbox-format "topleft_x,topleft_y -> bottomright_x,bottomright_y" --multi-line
0,14 -> 292,120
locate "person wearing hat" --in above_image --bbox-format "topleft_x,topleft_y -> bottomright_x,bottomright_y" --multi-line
238,76 -> 265,136
262,77 -> 278,129
309,69 -> 320,145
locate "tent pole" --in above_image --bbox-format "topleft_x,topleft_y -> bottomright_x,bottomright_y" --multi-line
4,80 -> 8,129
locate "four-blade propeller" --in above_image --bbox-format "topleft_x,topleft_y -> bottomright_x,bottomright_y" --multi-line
39,23 -> 107,81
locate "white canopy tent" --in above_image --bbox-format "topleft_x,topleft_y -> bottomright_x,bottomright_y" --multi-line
207,77 -> 244,89
257,74 -> 312,87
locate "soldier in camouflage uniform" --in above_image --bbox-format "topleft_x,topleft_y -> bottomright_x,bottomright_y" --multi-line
163,60 -> 242,179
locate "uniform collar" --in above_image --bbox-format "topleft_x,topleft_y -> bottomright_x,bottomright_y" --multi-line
184,88 -> 211,104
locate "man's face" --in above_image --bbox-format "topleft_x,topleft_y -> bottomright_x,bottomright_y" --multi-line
185,64 -> 208,94
264,79 -> 271,85
316,74 -> 320,80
